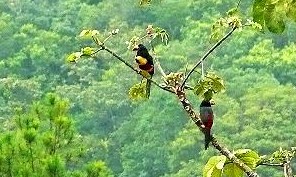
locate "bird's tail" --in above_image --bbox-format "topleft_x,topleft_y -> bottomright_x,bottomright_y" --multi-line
204,129 -> 212,150
146,78 -> 151,98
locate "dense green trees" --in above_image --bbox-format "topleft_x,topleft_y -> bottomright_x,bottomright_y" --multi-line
0,94 -> 114,176
0,0 -> 295,176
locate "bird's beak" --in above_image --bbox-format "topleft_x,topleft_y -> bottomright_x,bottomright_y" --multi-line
132,44 -> 139,51
210,100 -> 215,105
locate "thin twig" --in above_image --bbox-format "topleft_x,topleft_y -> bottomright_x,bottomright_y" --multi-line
258,162 -> 284,167
91,48 -> 104,55
181,27 -> 237,88
102,33 -> 113,44
150,42 -> 167,78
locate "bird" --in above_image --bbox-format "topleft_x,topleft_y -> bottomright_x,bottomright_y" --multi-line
132,44 -> 154,98
200,99 -> 214,150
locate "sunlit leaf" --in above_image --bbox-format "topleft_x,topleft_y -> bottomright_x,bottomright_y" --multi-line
252,0 -> 287,33
286,1 -> 296,22
67,52 -> 82,63
223,163 -> 244,177
264,4 -> 285,33
79,30 -> 100,38
234,149 -> 261,169
128,82 -> 147,100
194,72 -> 225,100
81,47 -> 95,56
253,0 -> 266,28
203,155 -> 226,177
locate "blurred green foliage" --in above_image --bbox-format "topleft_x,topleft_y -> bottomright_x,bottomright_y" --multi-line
0,0 -> 295,177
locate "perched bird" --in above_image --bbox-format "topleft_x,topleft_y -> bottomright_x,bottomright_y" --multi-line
133,44 -> 154,98
200,99 -> 214,150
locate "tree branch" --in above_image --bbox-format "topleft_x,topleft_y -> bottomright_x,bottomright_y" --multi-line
181,27 -> 237,88
258,162 -> 284,167
174,84 -> 259,177
283,158 -> 293,177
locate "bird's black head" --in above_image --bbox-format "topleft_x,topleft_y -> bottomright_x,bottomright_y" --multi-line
200,99 -> 214,107
132,44 -> 147,51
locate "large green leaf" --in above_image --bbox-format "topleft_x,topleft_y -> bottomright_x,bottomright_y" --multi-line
286,0 -> 296,22
234,149 -> 261,170
252,0 -> 267,27
128,82 -> 147,100
194,72 -> 225,100
264,4 -> 285,33
252,0 -> 289,33
203,156 -> 226,177
223,163 -> 244,177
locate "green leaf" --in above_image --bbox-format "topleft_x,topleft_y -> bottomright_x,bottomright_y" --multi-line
81,47 -> 95,56
252,0 -> 267,29
128,82 -> 147,100
67,52 -> 82,63
286,1 -> 296,22
203,155 -> 226,177
79,29 -> 100,38
223,163 -> 244,177
252,0 -> 286,33
264,4 -> 285,33
234,149 -> 261,169
194,72 -> 225,100
204,90 -> 214,101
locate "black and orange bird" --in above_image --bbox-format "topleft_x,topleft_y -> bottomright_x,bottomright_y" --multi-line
133,44 -> 154,98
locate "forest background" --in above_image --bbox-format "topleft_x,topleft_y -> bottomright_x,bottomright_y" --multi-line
0,0 -> 295,176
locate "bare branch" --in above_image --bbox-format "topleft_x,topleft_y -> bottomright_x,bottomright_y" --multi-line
181,27 -> 237,88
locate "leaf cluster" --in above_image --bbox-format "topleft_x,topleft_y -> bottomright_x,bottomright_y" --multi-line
253,0 -> 296,33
